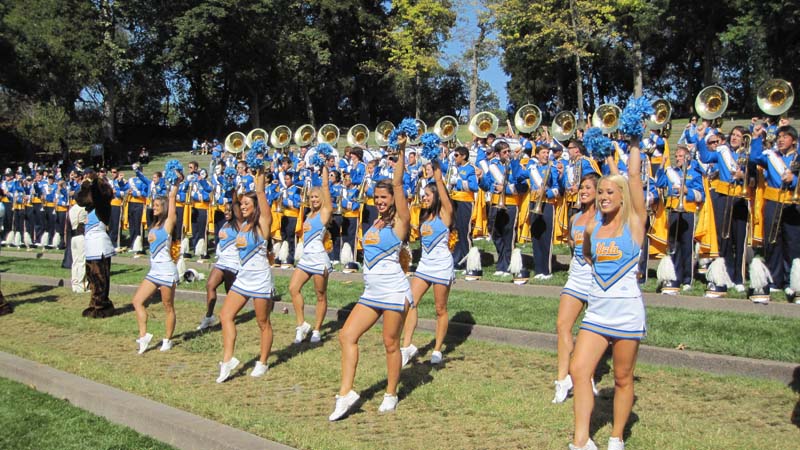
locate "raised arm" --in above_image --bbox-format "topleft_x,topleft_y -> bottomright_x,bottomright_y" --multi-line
626,137 -> 647,243
432,160 -> 453,228
255,166 -> 272,239
319,165 -> 332,225
164,178 -> 180,234
393,141 -> 411,240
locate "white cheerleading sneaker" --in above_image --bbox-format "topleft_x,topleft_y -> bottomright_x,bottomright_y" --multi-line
294,321 -> 311,344
216,357 -> 240,383
329,390 -> 359,421
552,375 -> 573,404
250,361 -> 268,378
136,333 -> 153,355
378,393 -> 398,413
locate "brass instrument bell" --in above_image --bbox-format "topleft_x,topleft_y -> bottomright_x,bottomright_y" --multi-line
514,104 -> 542,133
245,128 -> 269,148
757,79 -> 794,116
270,125 -> 292,149
374,121 -> 395,147
434,115 -> 459,142
591,103 -> 621,134
293,124 -> 316,147
646,99 -> 673,130
347,124 -> 370,147
409,119 -> 427,145
695,86 -> 729,120
551,111 -> 577,141
224,131 -> 247,154
468,111 -> 499,139
318,123 -> 340,146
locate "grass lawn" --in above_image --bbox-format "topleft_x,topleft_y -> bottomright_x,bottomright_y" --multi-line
0,282 -> 797,450
1,257 -> 799,363
0,376 -> 175,450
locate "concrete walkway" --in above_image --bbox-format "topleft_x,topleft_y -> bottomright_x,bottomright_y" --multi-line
3,273 -> 797,384
0,351 -> 295,450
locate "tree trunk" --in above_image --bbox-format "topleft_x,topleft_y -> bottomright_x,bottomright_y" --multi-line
703,38 -> 716,86
303,85 -> 315,126
415,73 -> 422,119
569,0 -> 585,126
103,84 -> 116,143
632,37 -> 643,97
587,66 -> 596,111
249,89 -> 260,129
469,24 -> 487,120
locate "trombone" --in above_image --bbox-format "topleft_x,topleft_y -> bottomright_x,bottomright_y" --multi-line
374,121 -> 394,147
514,104 -> 542,134
551,111 -> 577,142
224,131 -> 247,154
531,161 -> 552,216
318,123 -> 340,146
408,119 -> 427,145
591,104 -> 621,134
468,111 -> 499,139
347,124 -> 370,147
293,124 -> 316,147
720,134 -> 752,239
434,115 -> 459,142
270,126 -> 292,149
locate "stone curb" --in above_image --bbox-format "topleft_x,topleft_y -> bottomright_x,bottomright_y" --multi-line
4,273 -> 797,384
0,351 -> 295,450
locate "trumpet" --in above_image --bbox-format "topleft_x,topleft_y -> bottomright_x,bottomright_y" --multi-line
270,126 -> 292,149
591,104 -> 621,134
294,124 -> 316,147
468,111 -> 499,138
531,162 -> 552,216
347,124 -> 370,147
514,104 -> 542,133
695,85 -> 728,120
551,111 -> 576,141
374,121 -> 394,147
300,178 -> 310,208
434,116 -> 459,142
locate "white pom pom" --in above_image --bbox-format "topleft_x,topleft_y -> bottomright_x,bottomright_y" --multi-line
748,257 -> 772,291
341,242 -> 353,265
706,257 -> 734,288
790,258 -> 800,293
177,256 -> 187,280
295,239 -> 304,262
466,246 -> 481,271
180,237 -> 190,255
656,256 -> 676,283
509,248 -> 523,276
39,232 -> 49,247
52,233 -> 62,249
132,235 -> 143,252
13,231 -> 21,247
277,240 -> 289,263
195,238 -> 206,258
23,232 -> 32,247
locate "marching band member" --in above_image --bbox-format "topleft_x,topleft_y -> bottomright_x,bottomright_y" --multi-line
401,158 -> 454,366
569,136 -> 648,450
190,168 -> 212,261
216,162 -> 274,382
480,141 -> 525,276
655,145 -> 705,291
41,173 -> 56,248
749,124 -> 800,297
127,164 -> 150,255
279,171 -> 303,266
77,169 -> 116,318
289,165 -> 333,344
108,169 -> 126,249
446,146 -> 479,269
339,172 -> 361,267
22,174 -> 36,247
328,169 -> 344,263
552,172 -> 600,404
54,179 -> 69,250
644,128 -> 666,173
1,169 -> 12,243
330,137 -> 412,421
525,145 -> 562,279
132,169 -> 181,354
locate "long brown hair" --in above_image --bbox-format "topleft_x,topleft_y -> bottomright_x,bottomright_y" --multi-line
152,197 -> 168,228
373,179 -> 396,225
241,191 -> 263,236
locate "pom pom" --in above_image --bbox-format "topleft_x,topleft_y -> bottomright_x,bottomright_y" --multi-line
619,96 -> 655,138
389,117 -> 419,150
222,166 -> 237,192
310,142 -> 335,168
245,149 -> 265,170
164,159 -> 184,186
419,133 -> 442,161
250,139 -> 266,155
583,127 -> 614,159
310,153 -> 327,168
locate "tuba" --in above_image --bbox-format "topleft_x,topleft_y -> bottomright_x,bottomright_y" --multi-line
293,124 -> 316,147
695,86 -> 728,120
514,104 -> 542,134
347,124 -> 370,147
318,123 -> 340,146
270,125 -> 292,149
468,111 -> 499,138
591,104 -> 621,134
245,128 -> 268,148
224,131 -> 247,154
646,99 -> 672,130
551,111 -> 577,141
408,119 -> 427,145
757,79 -> 794,117
434,115 -> 459,142
374,121 -> 395,147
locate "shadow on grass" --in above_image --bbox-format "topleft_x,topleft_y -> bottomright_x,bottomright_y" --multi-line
113,291 -> 162,317
6,284 -> 60,307
790,366 -> 800,428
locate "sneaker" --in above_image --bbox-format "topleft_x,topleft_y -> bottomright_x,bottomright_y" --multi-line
539,274 -> 552,280
607,437 -> 624,450
493,271 -> 505,276
159,339 -> 172,352
401,344 -> 418,367
533,274 -> 544,280
785,287 -> 795,297
568,439 -> 598,450
310,330 -> 322,343
378,393 -> 398,413
681,284 -> 692,292
329,390 -> 360,421
551,375 -> 573,404
294,322 -> 311,344
734,284 -> 745,293
216,357 -> 240,383
136,333 -> 153,355
250,361 -> 268,377
430,350 -> 443,364
197,315 -> 217,331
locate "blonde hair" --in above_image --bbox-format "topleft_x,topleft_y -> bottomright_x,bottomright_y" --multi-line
596,174 -> 631,234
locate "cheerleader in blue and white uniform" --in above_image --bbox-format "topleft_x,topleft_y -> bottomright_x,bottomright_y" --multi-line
289,165 -> 333,344
131,172 -> 180,355
330,139 -> 413,421
552,172 -> 600,404
216,164 -> 273,383
196,200 -> 241,331
568,140 -> 647,450
400,159 -> 453,366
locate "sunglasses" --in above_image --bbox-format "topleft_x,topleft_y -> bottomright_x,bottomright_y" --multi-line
708,140 -> 720,145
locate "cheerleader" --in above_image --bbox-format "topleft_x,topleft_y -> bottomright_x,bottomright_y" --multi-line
400,159 -> 453,365
552,172 -> 600,403
289,165 -> 333,344
329,139 -> 412,421
197,201 -> 241,331
131,174 -> 180,354
568,140 -> 647,450
216,165 -> 273,383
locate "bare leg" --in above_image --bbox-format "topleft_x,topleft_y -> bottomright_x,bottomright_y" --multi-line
204,267 -> 225,317
131,279 -> 158,337
431,283 -> 451,352
253,298 -> 274,364
610,339 -> 640,441
382,306 -> 409,395
288,268 -> 312,325
570,330 -> 610,448
159,284 -> 176,339
556,294 -> 586,380
337,304 -> 380,395
401,277 -> 430,348
312,271 -> 329,331
219,291 -> 248,362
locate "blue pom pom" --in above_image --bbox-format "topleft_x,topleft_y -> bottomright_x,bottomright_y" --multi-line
315,143 -> 335,159
164,159 -> 183,186
419,133 -> 442,161
583,127 -> 614,159
250,139 -> 266,154
310,153 -> 326,168
388,117 -> 419,150
619,96 -> 655,138
245,150 -> 264,170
